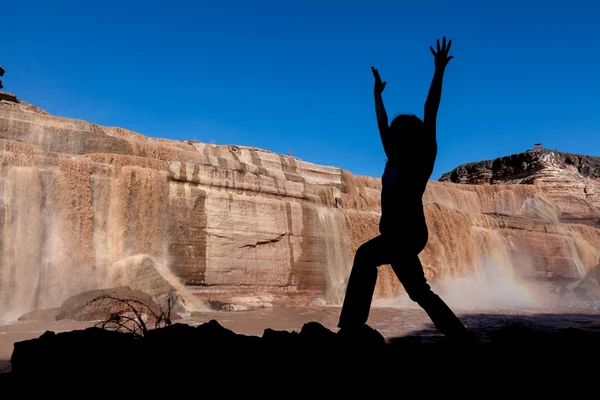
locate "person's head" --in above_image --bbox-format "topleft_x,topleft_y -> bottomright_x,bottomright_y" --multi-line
389,113 -> 424,135
386,114 -> 425,160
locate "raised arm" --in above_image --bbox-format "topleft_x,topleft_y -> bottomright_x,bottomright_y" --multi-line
424,37 -> 453,133
371,66 -> 390,155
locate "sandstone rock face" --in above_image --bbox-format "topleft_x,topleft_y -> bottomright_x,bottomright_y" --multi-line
436,151 -> 600,273
1,99 -> 599,319
0,99 -> 351,319
439,149 -> 600,226
339,173 -> 600,300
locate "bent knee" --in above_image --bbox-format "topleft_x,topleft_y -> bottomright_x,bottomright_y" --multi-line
409,233 -> 428,255
408,226 -> 428,254
353,243 -> 374,267
355,242 -> 371,259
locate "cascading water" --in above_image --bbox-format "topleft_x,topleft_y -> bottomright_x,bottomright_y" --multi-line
315,205 -> 353,305
0,167 -> 43,319
0,161 -> 204,320
520,196 -> 588,278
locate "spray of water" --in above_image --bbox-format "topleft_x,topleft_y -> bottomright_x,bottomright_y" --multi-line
108,254 -> 209,312
373,226 -> 538,310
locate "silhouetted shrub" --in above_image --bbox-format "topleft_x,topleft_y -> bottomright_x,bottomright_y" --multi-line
89,289 -> 179,337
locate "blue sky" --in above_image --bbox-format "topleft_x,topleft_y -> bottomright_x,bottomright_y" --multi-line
2,0 -> 598,180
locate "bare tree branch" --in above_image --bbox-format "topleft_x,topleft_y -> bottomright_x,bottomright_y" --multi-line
86,291 -> 178,338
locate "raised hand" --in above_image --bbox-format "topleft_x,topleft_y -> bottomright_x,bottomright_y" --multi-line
430,36 -> 453,69
371,66 -> 386,94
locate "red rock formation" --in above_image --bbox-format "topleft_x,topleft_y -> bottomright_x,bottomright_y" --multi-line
345,171 -> 600,299
439,149 -> 600,226
0,98 -> 598,318
0,99 -> 351,319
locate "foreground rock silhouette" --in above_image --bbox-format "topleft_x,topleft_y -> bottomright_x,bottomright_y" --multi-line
1,318 -> 599,392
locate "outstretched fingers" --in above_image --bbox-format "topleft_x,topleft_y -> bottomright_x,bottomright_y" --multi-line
431,37 -> 454,65
435,37 -> 453,53
371,66 -> 386,91
371,66 -> 380,79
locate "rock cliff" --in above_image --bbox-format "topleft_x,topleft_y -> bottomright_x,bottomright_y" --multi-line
439,149 -> 600,226
1,97 -> 599,319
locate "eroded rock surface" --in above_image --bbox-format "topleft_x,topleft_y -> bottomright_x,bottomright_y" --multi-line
1,98 -> 599,317
439,149 -> 600,226
54,286 -> 179,323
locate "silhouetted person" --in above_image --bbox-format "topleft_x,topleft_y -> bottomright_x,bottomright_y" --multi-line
0,66 -> 4,89
338,37 -> 471,341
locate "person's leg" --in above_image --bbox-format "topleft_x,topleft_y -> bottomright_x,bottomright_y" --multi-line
338,235 -> 388,329
391,254 -> 469,338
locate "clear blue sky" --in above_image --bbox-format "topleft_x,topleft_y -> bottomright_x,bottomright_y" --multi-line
2,0 -> 599,179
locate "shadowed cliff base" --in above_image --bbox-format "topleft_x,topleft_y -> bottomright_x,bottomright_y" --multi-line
1,314 -> 599,393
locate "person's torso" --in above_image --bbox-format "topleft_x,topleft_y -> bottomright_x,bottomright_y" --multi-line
380,160 -> 431,207
379,160 -> 432,236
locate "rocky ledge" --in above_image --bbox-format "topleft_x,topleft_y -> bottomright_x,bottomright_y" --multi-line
439,149 -> 600,228
1,319 -> 598,393
440,149 -> 600,184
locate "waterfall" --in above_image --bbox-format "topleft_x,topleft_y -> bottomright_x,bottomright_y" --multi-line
315,206 -> 353,305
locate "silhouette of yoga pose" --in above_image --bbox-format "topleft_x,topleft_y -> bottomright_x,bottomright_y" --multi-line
338,37 -> 471,340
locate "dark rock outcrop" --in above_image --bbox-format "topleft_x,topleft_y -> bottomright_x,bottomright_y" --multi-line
0,92 -> 17,103
2,319 -> 600,394
439,159 -> 495,184
4,319 -> 388,392
440,149 -> 600,184
437,148 -> 600,230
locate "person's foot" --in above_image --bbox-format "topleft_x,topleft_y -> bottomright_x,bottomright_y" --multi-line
336,325 -> 387,350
